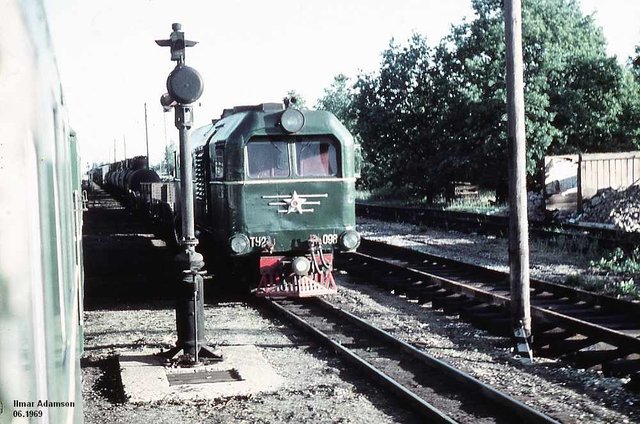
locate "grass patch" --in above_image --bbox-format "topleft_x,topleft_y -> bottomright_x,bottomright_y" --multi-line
590,247 -> 640,275
356,186 -> 427,205
564,272 -> 639,299
584,247 -> 640,299
357,186 -> 506,214
444,192 -> 506,214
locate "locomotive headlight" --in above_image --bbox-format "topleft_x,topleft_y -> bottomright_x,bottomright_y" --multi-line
292,256 -> 311,276
280,109 -> 305,133
229,233 -> 250,255
339,230 -> 361,251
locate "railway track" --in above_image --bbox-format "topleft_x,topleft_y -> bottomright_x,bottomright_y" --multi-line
336,239 -> 640,377
356,202 -> 640,253
265,297 -> 558,423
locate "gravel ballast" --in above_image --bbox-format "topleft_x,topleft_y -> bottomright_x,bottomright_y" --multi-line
81,202 -> 640,423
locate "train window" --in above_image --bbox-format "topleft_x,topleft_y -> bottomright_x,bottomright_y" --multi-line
295,140 -> 338,177
247,141 -> 290,179
214,147 -> 224,178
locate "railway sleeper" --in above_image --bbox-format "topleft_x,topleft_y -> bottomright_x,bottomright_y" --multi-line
537,336 -> 597,357
431,294 -> 472,311
624,372 -> 640,391
537,303 -> 599,314
565,347 -> 631,369
532,328 -> 576,347
442,299 -> 485,316
461,313 -> 512,337
530,322 -> 560,334
603,355 -> 640,376
440,300 -> 485,316
402,283 -> 445,297
401,286 -> 443,302
381,276 -> 418,291
391,279 -> 437,294
581,315 -> 639,327
531,297 -> 576,307
458,303 -> 504,315
607,321 -> 640,337
415,288 -> 455,304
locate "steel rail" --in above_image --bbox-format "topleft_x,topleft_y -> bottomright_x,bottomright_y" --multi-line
266,299 -> 456,423
359,239 -> 640,316
265,298 -> 559,424
348,240 -> 640,353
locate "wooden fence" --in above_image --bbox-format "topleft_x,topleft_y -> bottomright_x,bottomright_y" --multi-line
544,151 -> 640,212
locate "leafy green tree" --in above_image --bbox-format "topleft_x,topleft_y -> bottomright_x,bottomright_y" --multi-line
285,90 -> 307,109
347,0 -> 640,200
631,45 -> 640,77
432,0 -> 638,193
160,140 -> 176,176
351,35 -> 439,193
316,74 -> 357,133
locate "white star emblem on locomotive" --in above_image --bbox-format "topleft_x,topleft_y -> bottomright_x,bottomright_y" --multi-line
262,191 -> 329,214
284,191 -> 306,214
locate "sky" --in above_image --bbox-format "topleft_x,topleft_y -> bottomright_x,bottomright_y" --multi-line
42,0 -> 640,169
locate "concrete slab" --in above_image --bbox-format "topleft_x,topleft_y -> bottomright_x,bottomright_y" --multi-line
119,345 -> 283,402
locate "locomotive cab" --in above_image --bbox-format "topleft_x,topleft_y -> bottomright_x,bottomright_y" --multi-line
191,103 -> 360,297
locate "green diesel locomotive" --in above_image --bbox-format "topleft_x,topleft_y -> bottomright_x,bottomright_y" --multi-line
188,102 -> 361,297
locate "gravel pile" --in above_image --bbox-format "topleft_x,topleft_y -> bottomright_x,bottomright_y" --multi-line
571,185 -> 640,232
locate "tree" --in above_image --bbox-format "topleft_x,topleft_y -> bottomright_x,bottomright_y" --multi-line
323,0 -> 640,200
285,89 -> 307,109
316,74 -> 357,133
351,35 -> 439,193
431,0 -> 639,193
160,139 -> 176,176
631,45 -> 640,77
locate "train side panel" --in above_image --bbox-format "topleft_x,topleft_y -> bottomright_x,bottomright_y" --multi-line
0,1 -> 83,422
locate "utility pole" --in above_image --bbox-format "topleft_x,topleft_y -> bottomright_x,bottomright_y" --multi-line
504,0 -> 532,362
156,22 -> 221,365
123,134 -> 127,161
144,103 -> 150,169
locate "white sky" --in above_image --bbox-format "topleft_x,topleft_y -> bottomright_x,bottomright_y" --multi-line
42,0 -> 640,169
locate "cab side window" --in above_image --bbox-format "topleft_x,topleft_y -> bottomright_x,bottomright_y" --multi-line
214,147 -> 224,178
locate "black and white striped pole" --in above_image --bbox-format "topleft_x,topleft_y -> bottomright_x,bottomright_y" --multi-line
156,23 -> 221,365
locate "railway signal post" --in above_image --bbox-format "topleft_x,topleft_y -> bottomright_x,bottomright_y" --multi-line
156,23 -> 222,365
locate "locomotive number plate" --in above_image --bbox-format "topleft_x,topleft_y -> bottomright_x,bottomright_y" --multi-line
250,236 -> 275,248
320,233 -> 338,245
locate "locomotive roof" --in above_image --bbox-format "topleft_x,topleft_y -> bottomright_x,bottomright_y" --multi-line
219,103 -> 283,119
190,103 -> 354,150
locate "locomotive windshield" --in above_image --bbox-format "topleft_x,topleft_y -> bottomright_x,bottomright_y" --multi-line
247,138 -> 339,179
247,141 -> 290,178
296,140 -> 337,177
